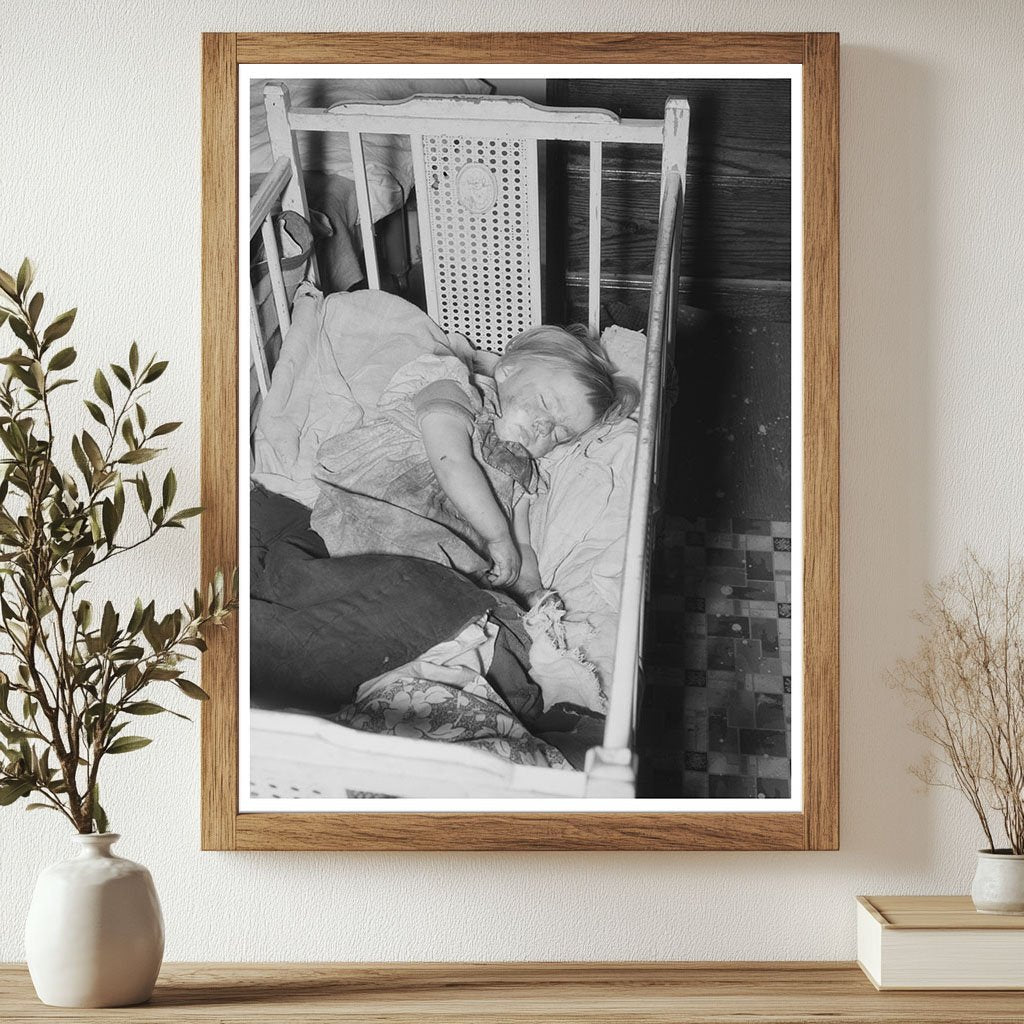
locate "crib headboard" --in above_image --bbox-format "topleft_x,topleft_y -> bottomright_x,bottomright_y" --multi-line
262,89 -> 688,354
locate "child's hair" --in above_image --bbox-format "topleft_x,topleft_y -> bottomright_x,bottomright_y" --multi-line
498,324 -> 640,426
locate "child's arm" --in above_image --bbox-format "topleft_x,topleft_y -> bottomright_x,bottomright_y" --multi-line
419,410 -> 521,585
512,497 -> 543,600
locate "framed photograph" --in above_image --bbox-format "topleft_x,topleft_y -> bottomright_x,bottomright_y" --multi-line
201,32 -> 838,850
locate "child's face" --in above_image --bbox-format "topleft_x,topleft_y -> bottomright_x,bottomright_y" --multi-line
492,360 -> 596,457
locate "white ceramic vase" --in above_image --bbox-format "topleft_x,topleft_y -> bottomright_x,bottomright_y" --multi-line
25,833 -> 164,1007
970,849 -> 1024,915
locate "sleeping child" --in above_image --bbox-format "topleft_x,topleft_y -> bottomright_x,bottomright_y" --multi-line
311,314 -> 638,600
419,325 -> 639,596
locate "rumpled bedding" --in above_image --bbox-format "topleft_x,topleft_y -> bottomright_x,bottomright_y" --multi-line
251,288 -> 647,758
526,417 -> 639,702
255,287 -> 531,575
311,329 -> 528,576
249,487 -> 599,775
333,616 -> 570,770
249,485 -> 505,713
253,288 -> 459,508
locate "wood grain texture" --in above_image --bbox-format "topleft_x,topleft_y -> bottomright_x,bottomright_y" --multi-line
800,33 -> 840,852
201,32 -> 839,851
3,962 -> 1022,1023
235,32 -> 807,64
862,895 -> 1024,930
565,173 -> 791,280
200,33 -> 239,851
565,277 -> 793,323
550,75 -> 791,324
234,810 -> 805,852
555,78 -> 792,179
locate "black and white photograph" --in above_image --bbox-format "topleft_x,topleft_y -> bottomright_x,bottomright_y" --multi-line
242,66 -> 800,807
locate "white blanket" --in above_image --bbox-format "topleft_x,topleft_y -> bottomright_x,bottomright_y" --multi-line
252,289 -> 458,508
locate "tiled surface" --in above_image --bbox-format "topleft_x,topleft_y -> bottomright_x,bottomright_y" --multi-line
637,516 -> 792,799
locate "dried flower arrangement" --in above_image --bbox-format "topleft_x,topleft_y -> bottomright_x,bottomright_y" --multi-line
0,259 -> 235,834
894,552 -> 1024,854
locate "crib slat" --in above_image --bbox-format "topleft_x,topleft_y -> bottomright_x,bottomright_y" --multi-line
249,157 -> 292,240
526,140 -> 543,328
409,135 -> 440,322
249,284 -> 271,399
264,84 -> 310,218
348,131 -> 381,291
588,142 -> 602,338
260,216 -> 292,339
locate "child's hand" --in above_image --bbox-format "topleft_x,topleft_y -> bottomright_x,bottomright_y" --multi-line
485,536 -> 521,587
527,588 -> 564,612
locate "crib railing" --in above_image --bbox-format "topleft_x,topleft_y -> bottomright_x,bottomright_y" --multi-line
262,88 -> 687,355
256,88 -> 690,799
583,154 -> 687,796
249,156 -> 294,398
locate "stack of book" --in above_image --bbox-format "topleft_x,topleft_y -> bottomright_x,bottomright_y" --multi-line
857,895 -> 1024,990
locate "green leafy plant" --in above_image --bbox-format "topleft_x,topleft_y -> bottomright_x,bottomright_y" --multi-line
0,259 -> 236,833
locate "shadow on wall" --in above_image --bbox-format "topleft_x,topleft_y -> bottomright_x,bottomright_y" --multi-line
838,47 -> 936,868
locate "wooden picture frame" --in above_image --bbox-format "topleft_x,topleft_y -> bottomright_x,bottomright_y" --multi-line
201,32 -> 838,851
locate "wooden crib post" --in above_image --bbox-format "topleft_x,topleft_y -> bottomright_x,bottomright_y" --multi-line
584,746 -> 637,798
655,99 -> 689,491
592,158 -> 688,796
263,82 -> 320,285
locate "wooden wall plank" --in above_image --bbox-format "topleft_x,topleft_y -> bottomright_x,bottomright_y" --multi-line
550,76 -> 792,322
565,278 -> 792,324
554,78 -> 792,179
565,173 -> 791,281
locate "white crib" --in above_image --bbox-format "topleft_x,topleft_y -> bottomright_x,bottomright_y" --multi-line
248,86 -> 689,800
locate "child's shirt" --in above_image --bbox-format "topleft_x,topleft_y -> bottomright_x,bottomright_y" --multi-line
311,345 -> 536,574
413,378 -> 538,492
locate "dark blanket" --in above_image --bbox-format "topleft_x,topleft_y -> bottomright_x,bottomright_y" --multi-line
250,486 -> 538,716
250,485 -> 603,768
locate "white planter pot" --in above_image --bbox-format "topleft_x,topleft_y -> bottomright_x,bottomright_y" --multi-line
25,833 -> 164,1007
971,849 -> 1024,915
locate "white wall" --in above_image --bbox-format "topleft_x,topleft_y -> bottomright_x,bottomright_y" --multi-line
2,0 -> 1022,961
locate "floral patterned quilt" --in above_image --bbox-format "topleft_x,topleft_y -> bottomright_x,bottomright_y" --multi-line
333,672 -> 571,770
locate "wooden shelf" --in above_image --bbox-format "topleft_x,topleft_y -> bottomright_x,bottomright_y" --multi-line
3,962 -> 1024,1022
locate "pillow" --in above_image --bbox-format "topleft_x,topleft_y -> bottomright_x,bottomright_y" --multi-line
600,323 -> 648,389
523,325 -> 648,687
530,419 -> 638,614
